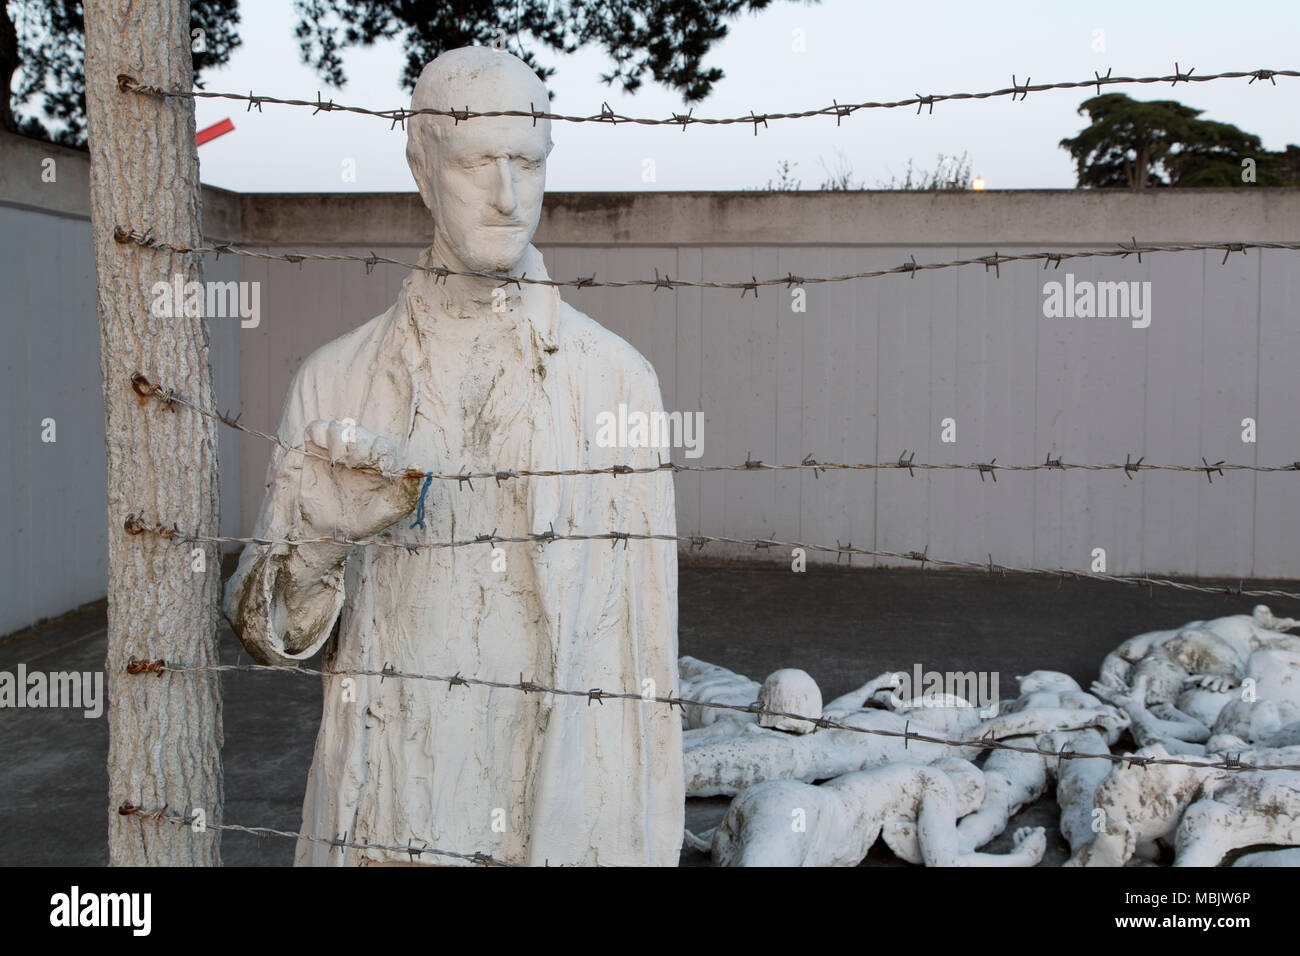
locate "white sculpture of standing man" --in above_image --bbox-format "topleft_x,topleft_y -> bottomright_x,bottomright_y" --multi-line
224,46 -> 683,866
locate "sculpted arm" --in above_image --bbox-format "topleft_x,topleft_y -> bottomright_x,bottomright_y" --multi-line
823,672 -> 905,714
223,368 -> 420,665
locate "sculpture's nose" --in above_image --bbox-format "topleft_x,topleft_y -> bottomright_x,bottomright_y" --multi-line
490,157 -> 518,216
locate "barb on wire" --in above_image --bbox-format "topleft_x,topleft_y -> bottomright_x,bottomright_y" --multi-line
120,661 -> 1300,775
114,68 -> 1296,127
116,803 -> 511,866
129,371 -> 1300,486
113,227 -> 1300,294
121,514 -> 1300,603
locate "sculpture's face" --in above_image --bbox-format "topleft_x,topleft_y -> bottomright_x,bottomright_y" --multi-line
421,117 -> 549,274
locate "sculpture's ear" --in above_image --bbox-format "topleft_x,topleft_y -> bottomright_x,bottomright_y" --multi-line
406,130 -> 439,216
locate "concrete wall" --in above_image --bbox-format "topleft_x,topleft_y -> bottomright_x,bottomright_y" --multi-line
237,188 -> 1300,580
0,131 -> 242,634
4,122 -> 1299,632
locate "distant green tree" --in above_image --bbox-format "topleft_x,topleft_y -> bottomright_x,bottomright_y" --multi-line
1269,144 -> 1300,183
5,0 -> 241,145
1060,93 -> 1299,189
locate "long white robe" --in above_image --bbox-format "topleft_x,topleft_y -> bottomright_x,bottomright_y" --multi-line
223,245 -> 683,866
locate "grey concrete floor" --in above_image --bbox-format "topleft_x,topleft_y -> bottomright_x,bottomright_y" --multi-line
1,561 -> 1288,866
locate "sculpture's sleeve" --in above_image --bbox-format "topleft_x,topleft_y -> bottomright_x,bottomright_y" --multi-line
222,362 -> 350,666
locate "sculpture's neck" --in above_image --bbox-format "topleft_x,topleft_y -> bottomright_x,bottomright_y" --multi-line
419,230 -> 526,328
404,252 -> 525,357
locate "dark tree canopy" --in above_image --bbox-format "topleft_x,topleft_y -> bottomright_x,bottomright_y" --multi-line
3,0 -> 808,146
1060,93 -> 1299,189
293,0 -> 788,103
6,0 -> 241,145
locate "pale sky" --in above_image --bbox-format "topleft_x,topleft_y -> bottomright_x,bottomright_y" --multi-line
176,0 -> 1300,193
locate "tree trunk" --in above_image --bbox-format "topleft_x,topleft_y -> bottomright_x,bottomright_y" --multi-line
0,0 -> 18,132
84,0 -> 223,866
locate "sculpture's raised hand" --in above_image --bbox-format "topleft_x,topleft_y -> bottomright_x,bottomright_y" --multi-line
298,419 -> 423,540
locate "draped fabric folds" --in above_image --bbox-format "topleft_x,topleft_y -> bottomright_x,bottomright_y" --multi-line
224,246 -> 684,866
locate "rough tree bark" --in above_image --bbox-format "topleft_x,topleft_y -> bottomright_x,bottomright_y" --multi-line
84,0 -> 223,866
0,2 -> 17,132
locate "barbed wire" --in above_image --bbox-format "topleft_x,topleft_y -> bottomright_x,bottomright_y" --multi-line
116,803 -> 512,866
107,55 -> 1300,864
121,659 -> 1300,775
117,66 -> 1297,130
121,511 -> 1300,602
113,227 -> 1300,296
132,371 -> 1299,486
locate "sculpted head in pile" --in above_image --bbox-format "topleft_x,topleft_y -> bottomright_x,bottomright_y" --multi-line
757,668 -> 823,734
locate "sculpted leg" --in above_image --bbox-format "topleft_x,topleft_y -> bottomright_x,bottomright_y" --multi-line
1172,800 -> 1244,868
714,763 -> 1042,867
1066,749 -> 1219,866
955,742 -> 1047,852
832,765 -> 1044,867
1233,847 -> 1300,866
882,758 -> 986,862
1175,773 -> 1300,866
1045,729 -> 1115,853
918,796 -> 1046,867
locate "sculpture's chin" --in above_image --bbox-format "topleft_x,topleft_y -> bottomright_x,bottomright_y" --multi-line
456,235 -> 533,275
479,258 -> 526,275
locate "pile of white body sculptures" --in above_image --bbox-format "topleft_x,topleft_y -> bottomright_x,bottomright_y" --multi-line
679,605 -> 1300,867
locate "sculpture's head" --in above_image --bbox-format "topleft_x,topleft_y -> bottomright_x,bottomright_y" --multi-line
406,47 -> 553,274
756,668 -> 823,734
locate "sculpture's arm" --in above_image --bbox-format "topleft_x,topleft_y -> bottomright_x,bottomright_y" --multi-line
677,658 -> 761,729
972,704 -> 1128,742
823,672 -> 905,714
903,769 -> 1046,867
1092,676 -> 1208,748
222,367 -> 351,665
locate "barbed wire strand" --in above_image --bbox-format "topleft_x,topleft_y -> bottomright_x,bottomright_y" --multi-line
117,66 -> 1297,129
116,803 -> 513,866
132,371 -> 1299,484
121,659 -> 1300,775
121,513 -> 1300,602
113,227 -> 1300,294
